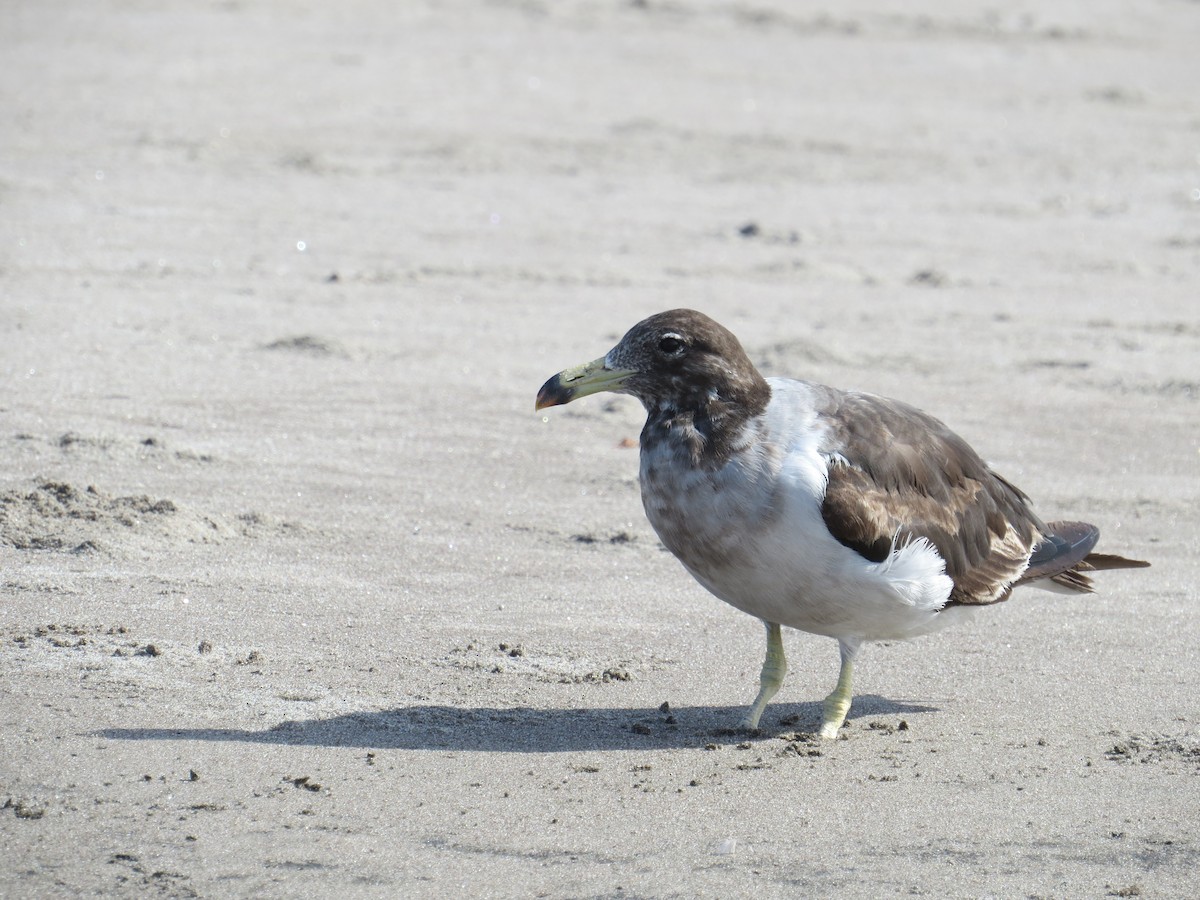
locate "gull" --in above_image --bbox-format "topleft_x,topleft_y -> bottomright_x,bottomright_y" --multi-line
536,309 -> 1149,738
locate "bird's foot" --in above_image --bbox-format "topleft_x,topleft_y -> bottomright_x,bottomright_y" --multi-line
819,655 -> 855,739
741,621 -> 786,734
739,709 -> 765,733
818,718 -> 843,740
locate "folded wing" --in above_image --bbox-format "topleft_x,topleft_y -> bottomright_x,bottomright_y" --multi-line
810,387 -> 1144,605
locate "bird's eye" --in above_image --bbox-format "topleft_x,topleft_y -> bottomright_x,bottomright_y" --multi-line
658,335 -> 685,355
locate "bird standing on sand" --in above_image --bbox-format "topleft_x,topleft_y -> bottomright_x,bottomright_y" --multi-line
536,309 -> 1149,738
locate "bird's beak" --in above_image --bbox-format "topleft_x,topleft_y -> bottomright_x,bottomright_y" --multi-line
536,357 -> 635,410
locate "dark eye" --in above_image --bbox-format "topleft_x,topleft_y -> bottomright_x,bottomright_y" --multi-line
658,335 -> 685,355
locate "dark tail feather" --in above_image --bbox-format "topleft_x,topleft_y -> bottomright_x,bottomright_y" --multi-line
1077,552 -> 1151,572
1048,568 -> 1096,592
1021,521 -> 1099,582
1019,521 -> 1149,594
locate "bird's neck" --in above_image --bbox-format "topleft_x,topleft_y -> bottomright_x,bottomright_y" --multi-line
642,379 -> 771,469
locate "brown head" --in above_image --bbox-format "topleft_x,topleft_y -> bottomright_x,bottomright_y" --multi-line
535,309 -> 771,417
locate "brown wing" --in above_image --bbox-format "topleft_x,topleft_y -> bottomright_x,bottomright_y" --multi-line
813,388 -> 1045,605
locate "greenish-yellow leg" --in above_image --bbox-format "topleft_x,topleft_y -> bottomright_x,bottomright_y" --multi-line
742,621 -> 786,731
819,640 -> 858,739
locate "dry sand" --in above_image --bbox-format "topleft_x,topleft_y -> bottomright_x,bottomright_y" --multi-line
2,1 -> 1199,896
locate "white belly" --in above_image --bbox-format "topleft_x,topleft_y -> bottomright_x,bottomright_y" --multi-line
639,383 -> 956,643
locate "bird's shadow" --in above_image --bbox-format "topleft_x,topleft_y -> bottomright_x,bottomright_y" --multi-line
97,696 -> 936,752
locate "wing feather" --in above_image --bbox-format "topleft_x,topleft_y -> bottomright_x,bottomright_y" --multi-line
813,388 -> 1044,605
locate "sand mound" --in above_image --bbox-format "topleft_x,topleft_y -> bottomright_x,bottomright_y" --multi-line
0,481 -> 289,553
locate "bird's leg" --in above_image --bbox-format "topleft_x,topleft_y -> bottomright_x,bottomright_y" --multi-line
741,621 -> 786,731
819,639 -> 859,739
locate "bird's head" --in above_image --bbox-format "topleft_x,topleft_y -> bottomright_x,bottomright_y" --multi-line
535,309 -> 770,415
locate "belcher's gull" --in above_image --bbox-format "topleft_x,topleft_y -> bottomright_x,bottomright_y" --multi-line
536,309 -> 1149,738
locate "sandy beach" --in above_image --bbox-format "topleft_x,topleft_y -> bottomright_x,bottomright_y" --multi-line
2,1 -> 1198,896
